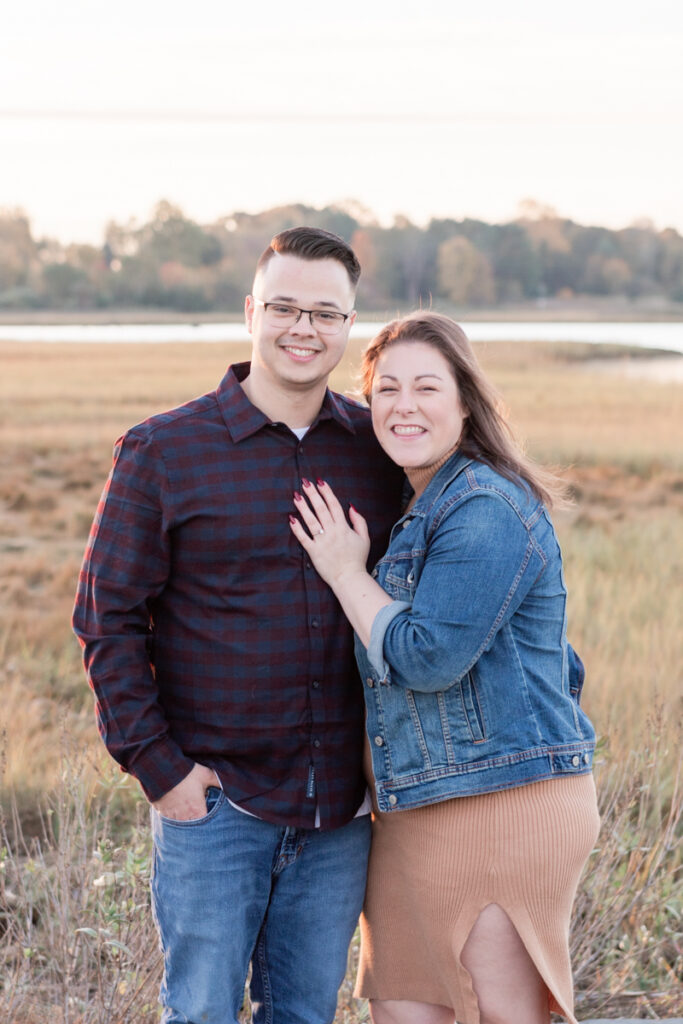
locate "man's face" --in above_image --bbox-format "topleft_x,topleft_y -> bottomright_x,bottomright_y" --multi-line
245,253 -> 356,394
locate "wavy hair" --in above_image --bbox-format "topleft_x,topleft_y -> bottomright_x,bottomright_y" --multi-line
360,312 -> 567,508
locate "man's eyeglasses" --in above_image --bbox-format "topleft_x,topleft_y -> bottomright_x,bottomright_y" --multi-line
253,299 -> 353,336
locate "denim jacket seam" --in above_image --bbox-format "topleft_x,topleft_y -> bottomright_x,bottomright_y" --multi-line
426,481 -> 541,543
455,536 -> 536,680
377,740 -> 595,786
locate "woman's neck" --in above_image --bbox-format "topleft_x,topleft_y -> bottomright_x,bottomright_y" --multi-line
404,444 -> 460,508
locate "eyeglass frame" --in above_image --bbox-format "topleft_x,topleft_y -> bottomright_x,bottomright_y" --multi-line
252,298 -> 355,333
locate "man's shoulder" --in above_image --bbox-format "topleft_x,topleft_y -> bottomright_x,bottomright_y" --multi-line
328,390 -> 372,427
125,390 -> 220,444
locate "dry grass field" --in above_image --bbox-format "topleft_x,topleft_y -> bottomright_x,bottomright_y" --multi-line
0,336 -> 681,1021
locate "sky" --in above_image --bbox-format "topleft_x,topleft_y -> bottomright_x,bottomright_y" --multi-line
1,0 -> 682,243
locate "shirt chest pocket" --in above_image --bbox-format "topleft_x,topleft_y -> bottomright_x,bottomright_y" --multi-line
382,563 -> 420,601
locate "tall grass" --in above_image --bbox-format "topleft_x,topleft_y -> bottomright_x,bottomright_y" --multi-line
1,338 -> 681,1019
1,731 -> 679,1022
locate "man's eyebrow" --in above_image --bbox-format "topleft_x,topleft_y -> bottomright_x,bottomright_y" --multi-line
269,294 -> 343,310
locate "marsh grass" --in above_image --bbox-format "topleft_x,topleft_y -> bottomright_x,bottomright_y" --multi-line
1,337 -> 681,1018
1,732 -> 679,1022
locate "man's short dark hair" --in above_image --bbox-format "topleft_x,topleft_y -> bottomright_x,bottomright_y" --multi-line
256,226 -> 361,289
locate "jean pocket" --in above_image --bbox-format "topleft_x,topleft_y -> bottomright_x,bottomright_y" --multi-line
157,786 -> 225,828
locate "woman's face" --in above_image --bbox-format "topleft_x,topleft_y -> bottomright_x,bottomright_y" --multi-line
370,341 -> 467,469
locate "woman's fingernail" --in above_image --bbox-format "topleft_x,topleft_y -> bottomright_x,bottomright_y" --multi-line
293,491 -> 303,501
317,478 -> 326,487
349,503 -> 357,514
289,515 -> 297,525
302,477 -> 312,488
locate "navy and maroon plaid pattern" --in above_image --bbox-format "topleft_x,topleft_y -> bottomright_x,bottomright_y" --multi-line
73,362 -> 404,829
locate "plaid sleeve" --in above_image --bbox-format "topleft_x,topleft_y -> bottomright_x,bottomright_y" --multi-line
72,430 -> 194,801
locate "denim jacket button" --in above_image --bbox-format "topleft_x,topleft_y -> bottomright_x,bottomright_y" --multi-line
402,519 -> 411,529
571,754 -> 580,767
374,736 -> 384,746
366,677 -> 375,688
388,794 -> 398,806
583,752 -> 590,764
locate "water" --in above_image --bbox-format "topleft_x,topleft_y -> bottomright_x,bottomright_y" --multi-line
1,320 -> 682,353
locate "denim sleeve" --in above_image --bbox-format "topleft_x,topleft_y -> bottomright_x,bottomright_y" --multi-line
379,494 -> 545,693
72,430 -> 194,800
367,601 -> 412,679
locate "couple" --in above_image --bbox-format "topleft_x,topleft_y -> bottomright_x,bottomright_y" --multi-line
73,227 -> 599,1024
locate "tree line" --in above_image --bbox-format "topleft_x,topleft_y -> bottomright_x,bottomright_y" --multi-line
1,199 -> 682,312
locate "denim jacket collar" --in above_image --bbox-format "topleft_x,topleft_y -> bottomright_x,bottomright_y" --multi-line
402,450 -> 474,521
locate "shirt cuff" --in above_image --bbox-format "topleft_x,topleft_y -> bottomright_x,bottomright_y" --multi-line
367,601 -> 411,680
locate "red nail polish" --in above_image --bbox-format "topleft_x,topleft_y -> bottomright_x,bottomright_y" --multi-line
302,477 -> 312,488
349,503 -> 357,514
317,478 -> 326,487
293,491 -> 303,501
289,515 -> 297,524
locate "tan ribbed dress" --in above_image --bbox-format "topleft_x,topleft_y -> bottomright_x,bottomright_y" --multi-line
356,773 -> 600,1024
355,454 -> 601,1024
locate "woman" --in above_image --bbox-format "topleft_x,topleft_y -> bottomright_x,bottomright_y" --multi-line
289,312 -> 599,1024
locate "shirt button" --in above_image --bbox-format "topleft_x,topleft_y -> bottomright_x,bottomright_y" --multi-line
402,519 -> 412,529
583,753 -> 590,764
388,794 -> 398,806
366,677 -> 374,688
311,618 -> 319,628
306,561 -> 313,570
313,739 -> 321,748
312,680 -> 320,689
572,754 -> 580,767
374,736 -> 384,746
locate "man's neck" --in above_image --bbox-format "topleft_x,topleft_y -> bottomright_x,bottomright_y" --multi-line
240,371 -> 328,430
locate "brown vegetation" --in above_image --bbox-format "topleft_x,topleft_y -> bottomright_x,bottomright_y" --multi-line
0,337 -> 681,1020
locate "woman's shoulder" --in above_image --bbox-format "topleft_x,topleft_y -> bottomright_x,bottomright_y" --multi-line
435,457 -> 544,523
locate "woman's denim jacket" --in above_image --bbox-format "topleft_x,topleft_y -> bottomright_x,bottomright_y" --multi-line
355,451 -> 595,813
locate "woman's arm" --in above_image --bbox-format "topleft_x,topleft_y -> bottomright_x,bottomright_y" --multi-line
375,494 -> 545,691
289,478 -> 394,647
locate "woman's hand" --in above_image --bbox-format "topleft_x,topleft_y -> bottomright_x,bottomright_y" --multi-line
289,478 -> 371,588
289,478 -> 394,648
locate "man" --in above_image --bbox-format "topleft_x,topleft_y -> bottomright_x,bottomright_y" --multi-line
73,227 -> 403,1024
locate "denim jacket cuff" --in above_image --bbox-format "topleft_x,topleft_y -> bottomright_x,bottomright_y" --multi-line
368,601 -> 411,679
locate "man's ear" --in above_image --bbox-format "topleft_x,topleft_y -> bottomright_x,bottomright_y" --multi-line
245,294 -> 255,333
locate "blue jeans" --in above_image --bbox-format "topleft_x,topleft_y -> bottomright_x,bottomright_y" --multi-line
150,788 -> 371,1024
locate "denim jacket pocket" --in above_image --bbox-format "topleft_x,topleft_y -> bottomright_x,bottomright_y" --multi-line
383,564 -> 418,601
460,672 -> 487,743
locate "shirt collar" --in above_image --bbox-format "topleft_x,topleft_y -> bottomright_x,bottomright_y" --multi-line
217,362 -> 357,442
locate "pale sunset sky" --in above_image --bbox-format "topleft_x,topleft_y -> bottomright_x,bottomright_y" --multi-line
1,0 -> 681,243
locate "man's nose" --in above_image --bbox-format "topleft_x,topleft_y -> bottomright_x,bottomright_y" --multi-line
288,311 -> 316,336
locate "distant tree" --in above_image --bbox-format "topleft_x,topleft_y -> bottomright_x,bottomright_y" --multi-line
658,228 -> 683,299
616,226 -> 659,295
437,236 -> 495,305
601,257 -> 633,294
42,263 -> 93,307
0,209 -> 38,290
137,201 -> 223,268
490,224 -> 540,300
